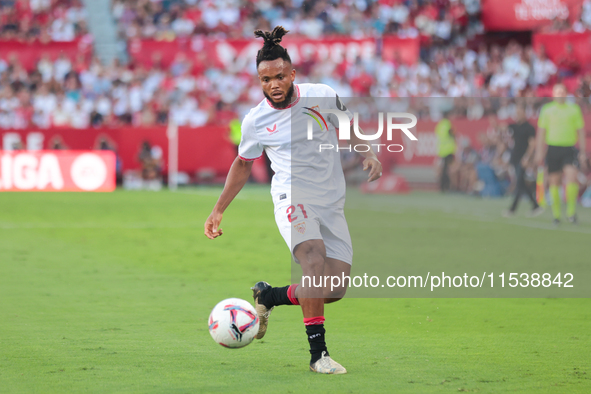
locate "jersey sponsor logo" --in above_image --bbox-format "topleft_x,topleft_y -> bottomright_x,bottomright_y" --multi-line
303,106 -> 328,131
294,222 -> 306,234
266,124 -> 278,134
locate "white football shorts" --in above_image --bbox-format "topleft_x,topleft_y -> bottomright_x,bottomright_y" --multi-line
274,200 -> 353,265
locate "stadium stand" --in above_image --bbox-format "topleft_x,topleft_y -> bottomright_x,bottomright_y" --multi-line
1,0 -> 590,131
0,0 -> 590,193
0,0 -> 89,41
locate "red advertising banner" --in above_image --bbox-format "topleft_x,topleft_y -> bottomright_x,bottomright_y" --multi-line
0,39 -> 92,71
1,117 -> 588,184
377,115 -> 591,167
481,0 -> 584,31
128,36 -> 420,70
0,150 -> 116,192
0,126 -> 236,176
533,31 -> 591,69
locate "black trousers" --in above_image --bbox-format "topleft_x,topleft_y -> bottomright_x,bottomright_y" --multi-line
510,162 -> 538,212
440,154 -> 454,192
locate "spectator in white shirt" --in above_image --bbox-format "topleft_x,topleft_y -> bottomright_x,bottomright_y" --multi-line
30,0 -> 51,13
172,11 -> 195,37
50,18 -> 76,42
70,102 -> 90,129
52,101 -> 70,127
54,54 -> 72,82
532,51 -> 557,86
33,85 -> 57,116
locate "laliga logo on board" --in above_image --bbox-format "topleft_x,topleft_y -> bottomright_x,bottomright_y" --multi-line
0,153 -> 64,190
0,152 -> 113,192
70,153 -> 108,191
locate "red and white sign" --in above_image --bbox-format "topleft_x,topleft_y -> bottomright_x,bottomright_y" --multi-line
129,36 -> 420,69
0,126 -> 237,177
533,31 -> 591,71
0,151 -> 116,192
481,0 -> 584,31
0,39 -> 92,71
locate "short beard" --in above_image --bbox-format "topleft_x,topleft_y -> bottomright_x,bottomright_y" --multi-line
264,83 -> 295,109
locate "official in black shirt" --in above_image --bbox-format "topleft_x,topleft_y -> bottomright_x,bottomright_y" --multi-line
504,105 -> 543,216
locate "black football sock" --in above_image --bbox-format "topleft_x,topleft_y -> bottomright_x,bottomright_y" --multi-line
261,285 -> 291,309
306,322 -> 328,365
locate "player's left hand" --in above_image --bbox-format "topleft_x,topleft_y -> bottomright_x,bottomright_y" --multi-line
363,157 -> 382,182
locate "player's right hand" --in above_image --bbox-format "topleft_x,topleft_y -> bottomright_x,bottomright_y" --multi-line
204,211 -> 223,239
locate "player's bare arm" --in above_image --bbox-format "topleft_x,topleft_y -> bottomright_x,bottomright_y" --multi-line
578,127 -> 587,171
204,158 -> 253,240
535,126 -> 546,166
348,124 -> 383,182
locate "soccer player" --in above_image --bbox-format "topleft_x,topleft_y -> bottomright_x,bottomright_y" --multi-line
435,112 -> 456,192
204,27 -> 382,374
535,83 -> 587,224
503,104 -> 543,217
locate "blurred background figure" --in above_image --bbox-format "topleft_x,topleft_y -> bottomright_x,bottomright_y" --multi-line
137,140 -> 163,191
536,83 -> 587,225
457,137 -> 479,194
503,104 -> 543,217
435,112 -> 456,192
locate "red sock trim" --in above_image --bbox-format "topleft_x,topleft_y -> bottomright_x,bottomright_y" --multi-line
304,316 -> 325,326
287,284 -> 300,305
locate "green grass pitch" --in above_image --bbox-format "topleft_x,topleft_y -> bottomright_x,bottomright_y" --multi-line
0,186 -> 589,393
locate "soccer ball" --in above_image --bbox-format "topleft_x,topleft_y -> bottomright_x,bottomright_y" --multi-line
208,298 -> 259,348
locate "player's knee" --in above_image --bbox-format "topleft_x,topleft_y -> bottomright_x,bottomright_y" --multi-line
295,241 -> 326,270
326,286 -> 347,301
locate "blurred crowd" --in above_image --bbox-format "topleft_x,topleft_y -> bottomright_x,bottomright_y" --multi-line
450,121 -> 520,196
112,0 -> 481,42
2,40 -> 590,129
111,0 -> 591,41
0,0 -> 89,41
1,0 -> 591,129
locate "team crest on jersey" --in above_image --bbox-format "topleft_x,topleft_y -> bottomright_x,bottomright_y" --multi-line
267,124 -> 278,134
294,222 -> 306,234
303,106 -> 328,131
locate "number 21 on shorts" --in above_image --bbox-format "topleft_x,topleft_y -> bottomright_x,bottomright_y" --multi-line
287,204 -> 308,223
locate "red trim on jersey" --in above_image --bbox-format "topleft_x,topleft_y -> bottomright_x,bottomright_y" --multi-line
266,85 -> 300,110
238,154 -> 262,162
287,284 -> 300,305
304,316 -> 325,326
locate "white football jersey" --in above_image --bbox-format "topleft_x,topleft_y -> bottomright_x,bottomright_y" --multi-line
238,83 -> 354,207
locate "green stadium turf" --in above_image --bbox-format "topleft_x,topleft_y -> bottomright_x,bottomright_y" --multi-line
0,186 -> 589,393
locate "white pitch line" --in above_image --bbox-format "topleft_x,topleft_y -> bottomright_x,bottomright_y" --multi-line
0,223 -> 197,230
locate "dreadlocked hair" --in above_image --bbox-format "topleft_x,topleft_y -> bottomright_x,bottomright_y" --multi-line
254,26 -> 291,67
